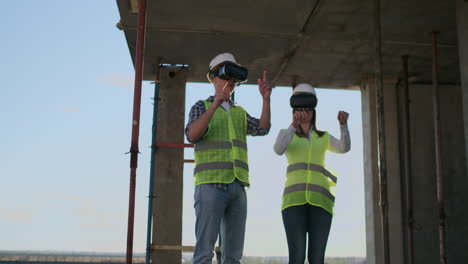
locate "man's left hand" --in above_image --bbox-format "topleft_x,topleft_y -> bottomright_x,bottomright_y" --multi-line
258,71 -> 272,100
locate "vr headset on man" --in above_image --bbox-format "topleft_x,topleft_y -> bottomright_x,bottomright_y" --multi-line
208,62 -> 248,83
207,53 -> 249,84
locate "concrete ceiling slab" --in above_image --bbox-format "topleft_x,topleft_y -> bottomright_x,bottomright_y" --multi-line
116,0 -> 460,89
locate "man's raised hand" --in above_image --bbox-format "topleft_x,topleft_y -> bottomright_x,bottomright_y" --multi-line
258,71 -> 272,100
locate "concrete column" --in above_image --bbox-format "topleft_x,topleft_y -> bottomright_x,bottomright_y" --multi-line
361,79 -> 404,264
437,84 -> 468,262
457,0 -> 468,175
406,84 -> 468,263
361,80 -> 381,264
383,82 -> 404,264
363,80 -> 468,263
151,67 -> 187,264
406,84 -> 439,263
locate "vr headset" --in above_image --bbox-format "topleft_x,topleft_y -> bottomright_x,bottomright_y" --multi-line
209,63 -> 248,83
290,93 -> 317,110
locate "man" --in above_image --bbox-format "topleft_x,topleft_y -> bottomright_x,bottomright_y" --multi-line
185,53 -> 272,264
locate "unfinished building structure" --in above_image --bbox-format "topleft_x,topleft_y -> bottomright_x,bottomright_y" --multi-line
116,0 -> 468,263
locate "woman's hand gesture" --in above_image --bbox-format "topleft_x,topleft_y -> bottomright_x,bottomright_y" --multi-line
337,111 -> 349,125
292,111 -> 307,128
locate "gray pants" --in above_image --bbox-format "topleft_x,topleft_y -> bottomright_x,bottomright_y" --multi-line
193,180 -> 247,264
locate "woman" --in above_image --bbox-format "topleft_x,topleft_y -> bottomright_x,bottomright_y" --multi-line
273,83 -> 350,264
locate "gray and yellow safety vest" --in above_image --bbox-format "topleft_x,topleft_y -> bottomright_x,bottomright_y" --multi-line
193,100 -> 249,185
283,131 -> 337,215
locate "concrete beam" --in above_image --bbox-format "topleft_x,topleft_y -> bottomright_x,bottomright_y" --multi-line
151,67 -> 187,264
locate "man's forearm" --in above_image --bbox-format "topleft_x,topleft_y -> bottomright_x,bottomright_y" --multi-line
259,98 -> 271,129
188,104 -> 218,142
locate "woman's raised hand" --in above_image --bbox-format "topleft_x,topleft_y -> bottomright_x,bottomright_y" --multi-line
337,111 -> 349,125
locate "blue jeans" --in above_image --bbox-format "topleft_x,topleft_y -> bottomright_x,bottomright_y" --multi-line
193,180 -> 247,264
282,204 -> 332,264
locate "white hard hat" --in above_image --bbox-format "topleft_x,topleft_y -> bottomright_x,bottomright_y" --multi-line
207,53 -> 241,82
293,83 -> 316,96
208,53 -> 240,71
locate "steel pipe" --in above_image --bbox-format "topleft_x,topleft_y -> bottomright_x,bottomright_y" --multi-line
145,76 -> 160,264
399,55 -> 414,264
126,0 -> 147,263
373,0 -> 390,263
431,31 -> 447,264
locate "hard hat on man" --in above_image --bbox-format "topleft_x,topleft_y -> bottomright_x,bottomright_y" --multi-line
208,53 -> 240,71
207,53 -> 248,83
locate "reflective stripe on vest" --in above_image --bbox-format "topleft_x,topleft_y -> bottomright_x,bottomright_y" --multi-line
287,163 -> 337,183
232,139 -> 248,150
283,183 -> 335,202
193,100 -> 249,185
194,140 -> 247,152
194,160 -> 249,174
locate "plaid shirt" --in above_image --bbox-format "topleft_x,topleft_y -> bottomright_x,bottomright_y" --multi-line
185,96 -> 270,189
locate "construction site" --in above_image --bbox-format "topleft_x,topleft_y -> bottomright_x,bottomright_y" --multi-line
113,0 -> 468,263
2,0 -> 467,264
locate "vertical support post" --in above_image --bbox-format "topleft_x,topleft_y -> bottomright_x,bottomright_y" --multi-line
126,0 -> 147,263
431,31 -> 447,264
151,66 -> 187,264
372,0 -> 390,263
361,80 -> 381,264
457,0 -> 468,175
400,55 -> 414,264
146,67 -> 161,264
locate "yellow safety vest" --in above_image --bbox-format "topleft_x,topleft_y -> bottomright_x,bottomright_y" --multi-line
193,100 -> 249,185
282,130 -> 337,215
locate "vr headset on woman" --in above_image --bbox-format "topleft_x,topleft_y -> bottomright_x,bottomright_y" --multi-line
290,93 -> 317,110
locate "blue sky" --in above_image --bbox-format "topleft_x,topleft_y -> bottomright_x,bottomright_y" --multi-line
0,1 -> 365,257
